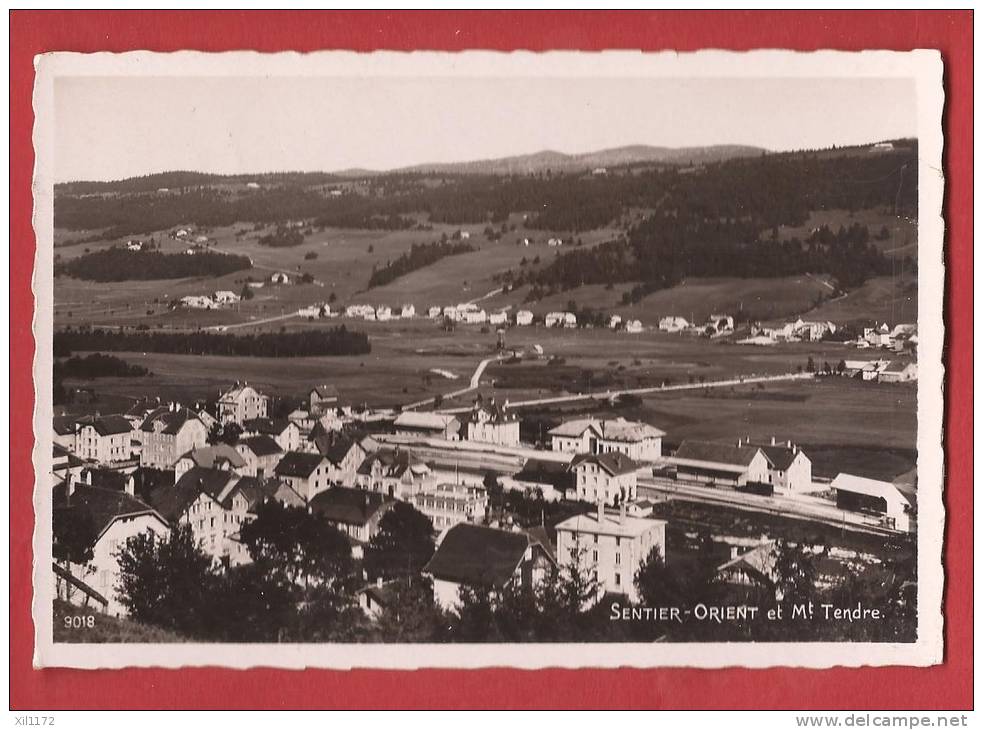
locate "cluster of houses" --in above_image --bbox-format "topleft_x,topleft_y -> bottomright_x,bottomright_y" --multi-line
52,377 -> 914,620
657,314 -> 735,337
178,290 -> 242,310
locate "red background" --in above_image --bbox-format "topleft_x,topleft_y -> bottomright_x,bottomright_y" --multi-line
9,10 -> 973,710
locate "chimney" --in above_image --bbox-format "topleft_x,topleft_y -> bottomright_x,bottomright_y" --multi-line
85,469 -> 93,485
376,576 -> 383,588
67,474 -> 76,499
619,501 -> 627,525
787,439 -> 792,448
124,475 -> 135,496
597,500 -> 604,524
771,436 -> 776,446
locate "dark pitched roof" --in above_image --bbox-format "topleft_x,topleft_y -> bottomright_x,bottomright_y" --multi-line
308,487 -> 389,526
569,451 -> 638,476
238,435 -> 283,458
674,440 -> 770,468
310,384 -> 339,399
179,444 -> 247,470
308,426 -> 361,465
424,524 -> 533,587
149,467 -> 235,521
54,484 -> 164,545
140,406 -> 201,435
356,447 -> 425,478
79,468 -> 129,492
53,416 -> 77,436
754,444 -> 805,471
76,414 -> 132,436
274,451 -> 325,479
514,458 -> 574,488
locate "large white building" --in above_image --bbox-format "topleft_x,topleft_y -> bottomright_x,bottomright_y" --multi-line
393,411 -> 461,440
139,405 -> 209,469
569,452 -> 639,506
72,415 -> 133,464
556,504 -> 667,603
549,417 -> 664,462
832,473 -> 912,532
216,383 -> 268,424
465,399 -> 520,447
671,440 -> 772,487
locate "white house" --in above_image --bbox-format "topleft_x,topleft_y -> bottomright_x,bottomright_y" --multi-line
658,316 -> 689,333
515,310 -> 534,326
463,309 -> 488,325
608,315 -> 622,329
879,360 -> 918,383
423,524 -> 556,612
832,473 -> 912,532
126,240 -> 143,252
139,405 -> 209,469
569,452 -> 639,506
547,237 -> 563,247
180,295 -> 215,310
54,479 -> 169,616
488,311 -> 508,326
625,319 -> 643,334
376,306 -> 393,321
394,411 -> 461,440
753,438 -> 813,493
412,482 -> 488,531
214,290 -> 240,305
217,383 -> 269,424
428,306 -> 443,319
270,272 -> 291,285
549,417 -> 664,462
401,304 -> 416,319
556,503 -> 667,602
274,451 -> 332,502
466,398 -> 520,447
72,415 -> 133,464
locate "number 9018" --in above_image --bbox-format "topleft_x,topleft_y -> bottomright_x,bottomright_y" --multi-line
63,614 -> 95,629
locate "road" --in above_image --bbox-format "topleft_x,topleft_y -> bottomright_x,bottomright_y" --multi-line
404,354 -> 504,410
437,371 -> 816,413
204,311 -> 301,332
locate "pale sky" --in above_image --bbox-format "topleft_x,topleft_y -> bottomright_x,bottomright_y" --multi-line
54,76 -> 917,182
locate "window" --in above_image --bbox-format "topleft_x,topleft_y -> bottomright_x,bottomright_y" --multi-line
614,573 -> 621,586
615,553 -> 621,565
592,550 -> 598,562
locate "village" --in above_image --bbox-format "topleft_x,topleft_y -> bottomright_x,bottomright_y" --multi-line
52,346 -> 917,625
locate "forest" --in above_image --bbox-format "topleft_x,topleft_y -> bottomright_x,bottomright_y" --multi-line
368,240 -> 475,288
54,247 -> 252,282
54,325 -> 371,358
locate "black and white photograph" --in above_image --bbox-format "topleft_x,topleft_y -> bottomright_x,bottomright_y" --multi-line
31,50 -> 945,669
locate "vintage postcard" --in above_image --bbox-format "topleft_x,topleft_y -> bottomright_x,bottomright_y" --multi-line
32,49 -> 944,669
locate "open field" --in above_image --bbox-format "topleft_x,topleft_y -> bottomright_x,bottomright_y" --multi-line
801,274 -> 918,325
774,207 -> 918,258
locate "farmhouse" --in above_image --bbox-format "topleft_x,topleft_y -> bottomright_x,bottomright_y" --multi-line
556,503 -> 667,603
705,314 -> 735,335
401,304 -> 416,319
465,398 -> 520,447
488,311 -> 507,326
53,478 -> 169,616
547,237 -> 563,247
72,415 -> 133,464
671,440 -> 772,487
274,451 -> 332,502
423,523 -> 556,612
180,295 -> 215,310
544,312 -> 567,328
139,405 -> 209,469
309,486 -> 392,544
625,319 -> 643,334
569,452 -> 639,506
213,290 -> 240,305
659,316 -> 689,332
832,473 -> 912,532
126,240 -> 143,252
878,360 -> 918,383
717,540 -> 778,594
376,306 -> 393,321
608,315 -> 622,329
217,382 -> 269,424
428,306 -> 442,319
515,310 -> 534,326
463,309 -> 487,325
393,411 -> 461,440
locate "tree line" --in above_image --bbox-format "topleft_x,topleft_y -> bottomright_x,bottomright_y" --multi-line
54,247 -> 251,282
54,325 -> 371,358
368,241 -> 475,288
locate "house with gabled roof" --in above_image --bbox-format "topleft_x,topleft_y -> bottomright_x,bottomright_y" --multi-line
832,473 -> 912,532
465,397 -> 520,447
423,523 -> 556,612
355,446 -> 433,500
174,443 -> 247,481
309,486 -> 393,544
671,439 -> 772,487
273,451 -> 331,502
234,435 -> 284,479
308,427 -> 366,485
549,417 -> 665,461
217,382 -> 268,424
393,411 -> 460,440
751,438 -> 813,493
569,452 -> 640,506
503,456 -> 575,502
73,414 -> 134,464
309,384 -> 339,416
53,478 -> 168,616
878,360 -> 918,383
241,417 -> 302,452
139,404 -> 209,469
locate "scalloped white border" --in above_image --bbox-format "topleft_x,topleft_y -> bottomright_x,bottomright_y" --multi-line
31,49 -> 945,670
